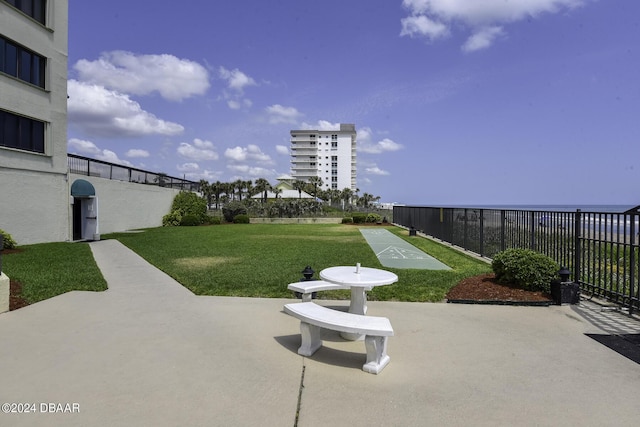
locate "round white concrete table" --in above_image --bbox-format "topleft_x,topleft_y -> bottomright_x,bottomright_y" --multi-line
320,265 -> 398,340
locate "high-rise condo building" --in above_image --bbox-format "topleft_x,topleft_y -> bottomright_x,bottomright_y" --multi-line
290,123 -> 356,192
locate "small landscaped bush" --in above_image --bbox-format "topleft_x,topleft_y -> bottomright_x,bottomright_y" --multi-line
171,191 -> 207,223
342,217 -> 353,224
351,212 -> 367,224
0,229 -> 17,249
204,215 -> 221,225
366,213 -> 382,223
222,201 -> 248,222
180,214 -> 201,226
233,214 -> 250,224
492,248 -> 558,293
162,210 -> 182,227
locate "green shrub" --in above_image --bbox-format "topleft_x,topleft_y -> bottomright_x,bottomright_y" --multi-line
204,215 -> 221,225
222,201 -> 247,222
342,217 -> 353,224
0,229 -> 17,249
365,213 -> 382,223
233,214 -> 250,224
492,248 -> 558,292
351,212 -> 367,224
171,191 -> 207,222
180,214 -> 201,226
162,210 -> 182,227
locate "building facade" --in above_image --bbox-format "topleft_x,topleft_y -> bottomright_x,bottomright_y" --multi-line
0,0 -> 71,244
290,123 -> 356,192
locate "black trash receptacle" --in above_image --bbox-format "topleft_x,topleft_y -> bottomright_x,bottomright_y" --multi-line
550,281 -> 580,305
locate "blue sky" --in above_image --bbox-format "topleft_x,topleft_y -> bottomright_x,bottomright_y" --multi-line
66,0 -> 640,206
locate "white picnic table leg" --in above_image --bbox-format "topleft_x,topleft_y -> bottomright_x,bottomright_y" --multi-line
341,286 -> 368,341
349,286 -> 367,315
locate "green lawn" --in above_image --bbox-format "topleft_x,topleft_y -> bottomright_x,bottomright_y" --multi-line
108,224 -> 491,302
2,242 -> 107,304
2,224 -> 492,305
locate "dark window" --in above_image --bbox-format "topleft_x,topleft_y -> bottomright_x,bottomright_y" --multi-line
4,0 -> 47,24
4,41 -> 18,76
0,110 -> 46,153
0,35 -> 46,88
32,54 -> 44,87
19,49 -> 31,81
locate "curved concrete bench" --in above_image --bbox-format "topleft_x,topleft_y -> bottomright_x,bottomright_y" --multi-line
283,302 -> 394,374
287,280 -> 350,302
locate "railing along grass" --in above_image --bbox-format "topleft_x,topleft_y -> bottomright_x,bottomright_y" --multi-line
2,242 -> 107,304
109,224 -> 492,302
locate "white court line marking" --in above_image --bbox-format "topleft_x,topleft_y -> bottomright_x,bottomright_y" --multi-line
376,245 -> 429,260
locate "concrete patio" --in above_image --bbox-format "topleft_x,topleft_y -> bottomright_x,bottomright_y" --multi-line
0,239 -> 639,426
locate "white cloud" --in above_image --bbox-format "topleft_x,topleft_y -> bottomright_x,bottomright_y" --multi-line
401,0 -> 587,51
177,138 -> 219,161
266,104 -> 303,124
265,104 -> 302,124
359,138 -> 403,154
68,138 -> 133,166
183,169 -> 223,182
227,164 -> 277,178
68,79 -> 184,137
125,149 -> 150,158
219,67 -> 257,92
218,67 -> 256,110
357,127 -> 374,144
224,144 -> 273,164
299,120 -> 341,131
177,162 -> 200,172
462,26 -> 505,52
276,145 -> 289,155
365,166 -> 390,176
400,14 -> 449,40
73,51 -> 210,101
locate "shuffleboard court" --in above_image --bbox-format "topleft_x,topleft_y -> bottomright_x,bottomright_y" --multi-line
359,228 -> 451,270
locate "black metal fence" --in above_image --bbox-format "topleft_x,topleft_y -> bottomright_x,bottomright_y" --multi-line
394,205 -> 640,313
68,154 -> 200,191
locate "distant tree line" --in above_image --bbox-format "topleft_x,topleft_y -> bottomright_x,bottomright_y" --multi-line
197,177 -> 381,211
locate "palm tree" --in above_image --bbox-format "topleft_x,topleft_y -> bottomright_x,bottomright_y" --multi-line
199,180 -> 213,208
211,181 -> 223,210
292,179 -> 306,199
307,176 -> 323,200
360,192 -> 375,209
253,178 -> 270,204
341,187 -> 354,209
272,187 -> 282,199
234,179 -> 244,201
327,189 -> 341,207
244,180 -> 253,199
221,182 -> 233,204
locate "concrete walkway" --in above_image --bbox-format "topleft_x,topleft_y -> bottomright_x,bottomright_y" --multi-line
0,239 -> 639,426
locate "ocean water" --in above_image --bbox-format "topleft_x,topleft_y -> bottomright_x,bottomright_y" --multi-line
445,204 -> 640,235
452,204 -> 638,213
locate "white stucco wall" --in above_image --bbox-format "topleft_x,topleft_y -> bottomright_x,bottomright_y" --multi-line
69,174 -> 183,235
0,168 -> 69,245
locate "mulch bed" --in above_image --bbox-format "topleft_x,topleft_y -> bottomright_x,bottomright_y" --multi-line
9,279 -> 29,311
2,248 -> 30,311
446,273 -> 553,306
